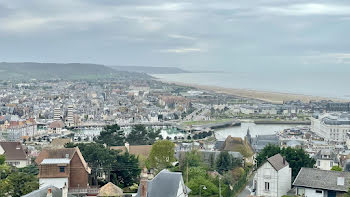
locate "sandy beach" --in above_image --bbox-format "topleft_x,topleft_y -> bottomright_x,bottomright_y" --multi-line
158,80 -> 348,104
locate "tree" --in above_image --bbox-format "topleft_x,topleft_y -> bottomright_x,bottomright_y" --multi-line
18,165 -> 39,176
331,166 -> 343,171
256,144 -> 315,178
96,124 -> 125,146
146,140 -> 176,171
126,125 -> 161,145
0,171 -> 39,197
0,155 -> 5,165
216,151 -> 241,174
111,152 -> 141,187
187,176 -> 219,196
65,143 -> 140,187
179,150 -> 201,171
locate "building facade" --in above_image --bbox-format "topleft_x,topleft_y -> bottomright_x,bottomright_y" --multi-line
253,154 -> 292,197
311,113 -> 350,143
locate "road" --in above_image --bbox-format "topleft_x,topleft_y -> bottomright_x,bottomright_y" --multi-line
237,172 -> 255,197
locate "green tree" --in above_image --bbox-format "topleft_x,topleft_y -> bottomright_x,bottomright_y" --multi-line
146,140 -> 176,171
96,124 -> 125,146
0,155 -> 5,165
18,165 -> 39,176
256,145 -> 315,178
65,143 -> 139,187
187,176 -> 219,196
0,171 -> 39,197
216,151 -> 241,174
331,166 -> 343,171
126,125 -> 161,145
179,150 -> 201,171
111,152 -> 141,187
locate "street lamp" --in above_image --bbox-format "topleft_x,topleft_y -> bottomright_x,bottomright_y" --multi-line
199,185 -> 207,197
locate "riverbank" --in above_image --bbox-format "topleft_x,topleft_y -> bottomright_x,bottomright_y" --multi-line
254,119 -> 311,125
155,79 -> 347,104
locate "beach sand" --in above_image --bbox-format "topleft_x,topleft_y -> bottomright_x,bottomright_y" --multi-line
159,80 -> 348,104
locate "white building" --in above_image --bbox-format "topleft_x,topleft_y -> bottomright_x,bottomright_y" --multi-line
0,142 -> 29,168
293,168 -> 350,197
253,154 -> 292,197
314,149 -> 339,171
54,107 -> 61,121
311,113 -> 350,143
66,105 -> 74,127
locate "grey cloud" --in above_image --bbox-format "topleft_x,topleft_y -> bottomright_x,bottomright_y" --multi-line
0,0 -> 349,72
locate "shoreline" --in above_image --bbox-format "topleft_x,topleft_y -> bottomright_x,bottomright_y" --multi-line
155,78 -> 348,104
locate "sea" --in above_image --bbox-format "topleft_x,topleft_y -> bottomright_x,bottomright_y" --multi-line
152,72 -> 350,100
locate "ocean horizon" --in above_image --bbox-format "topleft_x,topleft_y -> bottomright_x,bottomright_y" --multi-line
152,72 -> 350,100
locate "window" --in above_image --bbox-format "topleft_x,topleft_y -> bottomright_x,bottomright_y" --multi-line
59,166 -> 65,173
317,161 -> 320,166
316,190 -> 322,194
265,182 -> 270,191
330,161 -> 333,167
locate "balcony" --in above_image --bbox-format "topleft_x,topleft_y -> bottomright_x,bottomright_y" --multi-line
68,186 -> 99,195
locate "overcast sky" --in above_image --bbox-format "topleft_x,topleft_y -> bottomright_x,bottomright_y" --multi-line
0,0 -> 350,72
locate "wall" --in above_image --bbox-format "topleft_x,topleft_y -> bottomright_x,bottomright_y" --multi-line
39,177 -> 68,189
304,188 -> 325,197
255,162 -> 278,197
317,159 -> 337,171
69,153 -> 89,188
6,159 -> 28,168
277,165 -> 291,196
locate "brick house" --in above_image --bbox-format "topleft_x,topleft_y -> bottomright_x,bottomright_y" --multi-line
35,147 -> 91,190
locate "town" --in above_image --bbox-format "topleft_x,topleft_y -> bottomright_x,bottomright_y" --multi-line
1,74 -> 350,197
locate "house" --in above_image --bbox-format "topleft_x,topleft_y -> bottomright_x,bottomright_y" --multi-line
49,120 -> 65,134
110,142 -> 152,158
97,182 -> 123,197
137,169 -> 191,197
314,149 -> 339,170
247,133 -> 280,153
35,147 -> 91,191
22,184 -> 74,197
220,135 -> 254,163
293,168 -> 350,197
0,141 -> 29,168
253,154 -> 292,197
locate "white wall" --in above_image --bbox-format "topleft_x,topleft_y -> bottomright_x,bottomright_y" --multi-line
6,159 -> 29,168
316,159 -> 338,171
176,179 -> 188,197
304,188 -> 325,197
255,162 -> 278,197
277,165 -> 292,196
254,162 -> 291,197
39,178 -> 68,189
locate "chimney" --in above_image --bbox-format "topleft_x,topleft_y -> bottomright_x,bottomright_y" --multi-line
47,188 -> 53,197
62,182 -> 68,197
140,168 -> 149,197
125,142 -> 130,152
283,157 -> 286,165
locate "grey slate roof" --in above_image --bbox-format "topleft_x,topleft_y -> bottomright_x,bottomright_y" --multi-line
314,149 -> 339,163
293,168 -> 350,192
136,169 -> 191,197
267,154 -> 289,171
22,185 -> 74,197
251,135 -> 279,152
